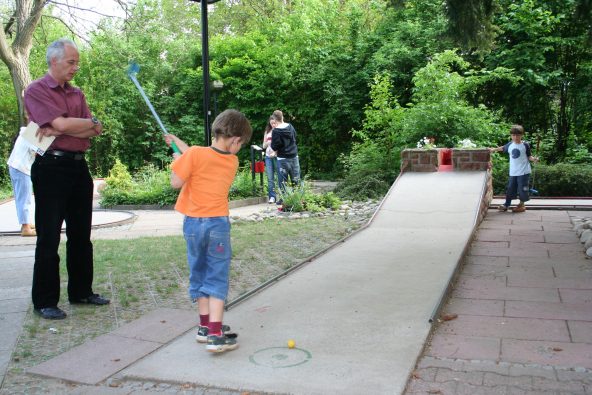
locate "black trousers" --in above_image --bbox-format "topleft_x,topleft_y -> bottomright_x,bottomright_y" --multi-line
30,154 -> 94,309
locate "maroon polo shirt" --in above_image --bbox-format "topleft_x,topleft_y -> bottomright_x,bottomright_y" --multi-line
24,73 -> 94,152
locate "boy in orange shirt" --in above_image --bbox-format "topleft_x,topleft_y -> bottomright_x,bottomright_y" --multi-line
165,109 -> 252,353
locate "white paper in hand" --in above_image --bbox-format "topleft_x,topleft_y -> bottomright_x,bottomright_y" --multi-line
20,122 -> 55,155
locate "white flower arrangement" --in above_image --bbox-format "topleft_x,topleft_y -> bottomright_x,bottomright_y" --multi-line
416,136 -> 437,149
457,138 -> 477,149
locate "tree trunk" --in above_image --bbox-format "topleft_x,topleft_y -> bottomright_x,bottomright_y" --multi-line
0,0 -> 47,126
7,57 -> 32,125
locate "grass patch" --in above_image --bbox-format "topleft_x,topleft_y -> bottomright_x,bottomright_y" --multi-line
4,215 -> 367,392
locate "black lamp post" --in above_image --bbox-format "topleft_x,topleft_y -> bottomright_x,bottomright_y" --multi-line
190,0 -> 221,146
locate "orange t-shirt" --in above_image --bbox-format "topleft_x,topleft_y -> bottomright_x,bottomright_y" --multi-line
171,146 -> 239,217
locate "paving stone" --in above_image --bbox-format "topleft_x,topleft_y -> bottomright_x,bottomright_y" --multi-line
501,339 -> 592,369
553,264 -> 592,279
465,256 -> 510,266
507,276 -> 592,289
406,378 -> 458,394
462,360 -> 511,376
109,308 -> 196,344
413,366 -> 438,382
532,376 -> 587,392
508,256 -> 556,268
456,276 -> 506,289
435,368 -> 484,385
568,321 -> 592,343
442,298 -> 504,317
68,386 -> 132,394
27,334 -> 162,385
0,286 -> 30,300
476,227 -> 510,238
437,315 -> 570,342
508,365 -> 557,380
0,298 -> 29,314
505,301 -> 592,321
469,244 -> 549,258
0,311 -> 26,351
453,286 -> 560,303
426,334 -> 501,361
544,231 -> 580,244
456,382 -> 508,395
556,369 -> 592,384
417,356 -> 465,371
483,372 -> 533,387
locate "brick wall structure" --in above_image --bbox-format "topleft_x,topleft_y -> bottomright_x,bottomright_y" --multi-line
400,148 -> 493,225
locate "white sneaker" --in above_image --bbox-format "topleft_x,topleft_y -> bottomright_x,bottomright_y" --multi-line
269,197 -> 276,203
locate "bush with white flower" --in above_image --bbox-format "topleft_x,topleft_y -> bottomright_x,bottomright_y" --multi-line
457,138 -> 477,149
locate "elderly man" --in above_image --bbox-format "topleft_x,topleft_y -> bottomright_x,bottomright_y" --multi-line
24,38 -> 109,320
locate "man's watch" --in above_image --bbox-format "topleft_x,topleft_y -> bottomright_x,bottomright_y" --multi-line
91,117 -> 100,125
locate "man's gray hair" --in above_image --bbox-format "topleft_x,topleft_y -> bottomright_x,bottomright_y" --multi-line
46,38 -> 78,67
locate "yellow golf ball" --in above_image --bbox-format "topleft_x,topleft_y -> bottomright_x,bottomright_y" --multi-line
287,339 -> 295,349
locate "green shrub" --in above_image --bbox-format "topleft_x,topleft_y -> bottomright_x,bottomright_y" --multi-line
491,162 -> 592,197
100,161 -> 264,207
100,163 -> 179,207
104,159 -> 133,191
278,181 -> 342,213
229,166 -> 265,200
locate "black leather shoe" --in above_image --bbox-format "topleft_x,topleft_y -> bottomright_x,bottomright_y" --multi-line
70,294 -> 110,305
34,307 -> 67,320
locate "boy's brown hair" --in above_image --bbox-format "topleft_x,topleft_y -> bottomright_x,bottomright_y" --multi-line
510,124 -> 524,135
212,109 -> 253,143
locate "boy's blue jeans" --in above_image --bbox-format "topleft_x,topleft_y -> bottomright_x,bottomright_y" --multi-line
183,216 -> 231,302
504,174 -> 530,206
9,166 -> 33,224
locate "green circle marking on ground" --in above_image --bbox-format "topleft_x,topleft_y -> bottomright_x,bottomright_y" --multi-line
249,347 -> 312,368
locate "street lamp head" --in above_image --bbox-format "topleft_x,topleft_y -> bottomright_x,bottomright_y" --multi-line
212,80 -> 224,91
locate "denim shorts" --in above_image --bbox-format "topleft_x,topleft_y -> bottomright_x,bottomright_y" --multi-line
183,216 -> 231,301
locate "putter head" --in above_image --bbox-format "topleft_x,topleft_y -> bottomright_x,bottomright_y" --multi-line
127,62 -> 140,78
529,188 -> 539,196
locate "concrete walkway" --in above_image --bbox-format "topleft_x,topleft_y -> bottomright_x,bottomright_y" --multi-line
1,174 -> 591,394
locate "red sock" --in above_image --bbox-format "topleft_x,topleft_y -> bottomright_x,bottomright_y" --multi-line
199,314 -> 209,327
208,321 -> 222,336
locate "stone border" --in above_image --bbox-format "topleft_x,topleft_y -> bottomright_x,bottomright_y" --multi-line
102,196 -> 267,211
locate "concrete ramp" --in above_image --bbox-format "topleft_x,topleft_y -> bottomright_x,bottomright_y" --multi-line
120,171 -> 488,394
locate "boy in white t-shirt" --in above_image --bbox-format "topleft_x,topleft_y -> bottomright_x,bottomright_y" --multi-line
490,125 -> 539,213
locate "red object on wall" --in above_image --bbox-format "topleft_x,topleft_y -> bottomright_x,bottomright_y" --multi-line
252,161 -> 265,173
440,148 -> 452,165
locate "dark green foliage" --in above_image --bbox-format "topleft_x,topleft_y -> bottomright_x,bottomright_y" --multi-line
491,161 -> 592,197
528,164 -> 592,197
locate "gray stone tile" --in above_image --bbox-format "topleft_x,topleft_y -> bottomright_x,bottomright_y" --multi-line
28,334 -> 161,385
0,298 -> 29,314
568,321 -> 592,343
505,301 -> 592,321
501,339 -> 592,369
438,315 -> 570,342
443,298 -> 505,317
0,311 -> 26,351
426,334 -> 501,361
110,308 -> 196,344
